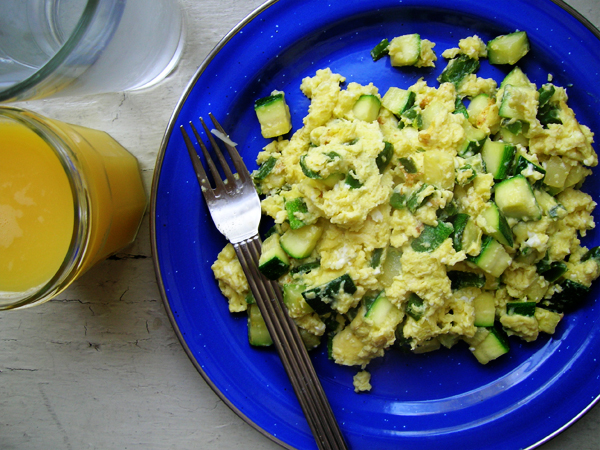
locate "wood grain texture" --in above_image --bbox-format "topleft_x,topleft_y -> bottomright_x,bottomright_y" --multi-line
1,1 -> 598,449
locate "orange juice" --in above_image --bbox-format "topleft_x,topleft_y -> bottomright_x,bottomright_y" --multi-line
0,107 -> 147,310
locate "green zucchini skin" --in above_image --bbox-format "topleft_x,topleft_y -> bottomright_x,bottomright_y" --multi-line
301,274 -> 357,315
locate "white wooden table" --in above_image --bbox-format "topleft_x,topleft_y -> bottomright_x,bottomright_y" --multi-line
2,1 -> 599,449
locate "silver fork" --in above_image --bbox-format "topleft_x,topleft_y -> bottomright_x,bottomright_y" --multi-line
180,113 -> 348,450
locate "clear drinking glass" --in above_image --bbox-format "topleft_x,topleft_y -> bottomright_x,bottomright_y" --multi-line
0,0 -> 184,102
0,106 -> 148,310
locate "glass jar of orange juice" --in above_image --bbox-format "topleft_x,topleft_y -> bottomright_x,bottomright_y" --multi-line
0,106 -> 147,310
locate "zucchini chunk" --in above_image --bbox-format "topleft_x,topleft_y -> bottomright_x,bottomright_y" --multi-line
494,175 -> 542,221
279,224 -> 323,259
258,233 -> 290,280
406,293 -> 426,321
471,326 -> 510,364
353,94 -> 381,122
500,66 -> 534,89
513,155 -> 545,181
473,292 -> 496,327
376,142 -> 394,173
438,54 -> 480,87
481,138 -> 515,180
254,91 -> 292,138
285,197 -> 310,229
534,189 -> 567,219
364,291 -> 399,325
467,93 -> 494,124
411,221 -> 454,253
470,236 -> 512,277
371,38 -> 390,61
459,121 -> 487,157
448,270 -> 486,291
283,284 -> 314,316
506,301 -> 536,317
543,279 -> 590,313
248,304 -> 273,347
379,247 -> 402,287
382,87 -> 416,117
481,202 -> 513,247
536,257 -> 567,282
253,156 -> 278,181
498,85 -> 536,122
543,156 -> 570,193
388,33 -> 422,66
302,274 -> 357,315
487,31 -> 530,65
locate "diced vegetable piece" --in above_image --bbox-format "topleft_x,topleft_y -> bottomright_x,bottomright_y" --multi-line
376,142 -> 394,173
513,155 -> 545,180
371,38 -> 390,61
471,236 -> 512,277
406,293 -> 426,321
438,54 -> 480,86
422,149 -> 455,190
280,224 -> 323,259
345,171 -> 363,189
285,197 -> 310,229
534,189 -> 567,219
481,138 -> 515,180
487,31 -> 530,65
454,96 -> 469,118
467,93 -> 494,124
459,121 -> 487,157
536,259 -> 567,282
258,233 -> 290,280
255,92 -> 292,138
353,94 -> 381,122
481,202 -> 513,247
494,174 -> 542,221
473,292 -> 496,327
382,88 -> 416,116
451,213 -> 470,251
364,291 -> 398,325
248,304 -> 273,346
388,33 -> 421,66
498,85 -> 536,122
448,270 -> 486,291
500,66 -> 534,89
370,248 -> 384,268
379,247 -> 402,287
543,156 -> 570,192
411,221 -> 454,253
406,184 -> 433,213
537,84 -> 562,127
299,155 -> 322,179
302,274 -> 357,315
506,301 -> 536,316
390,192 -> 406,209
290,260 -> 320,275
471,326 -> 510,364
542,279 -> 590,313
253,156 -> 277,181
399,157 -> 418,173
582,246 -> 600,263
496,126 -> 529,147
283,284 -> 314,316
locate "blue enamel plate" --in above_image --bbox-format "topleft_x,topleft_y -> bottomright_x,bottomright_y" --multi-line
151,0 -> 600,449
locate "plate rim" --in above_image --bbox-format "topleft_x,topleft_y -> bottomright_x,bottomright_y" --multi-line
149,1 -> 600,449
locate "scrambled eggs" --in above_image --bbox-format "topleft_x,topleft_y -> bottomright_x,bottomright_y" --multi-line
212,34 -> 600,392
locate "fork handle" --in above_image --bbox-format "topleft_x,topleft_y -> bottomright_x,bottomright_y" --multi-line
233,235 -> 348,450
